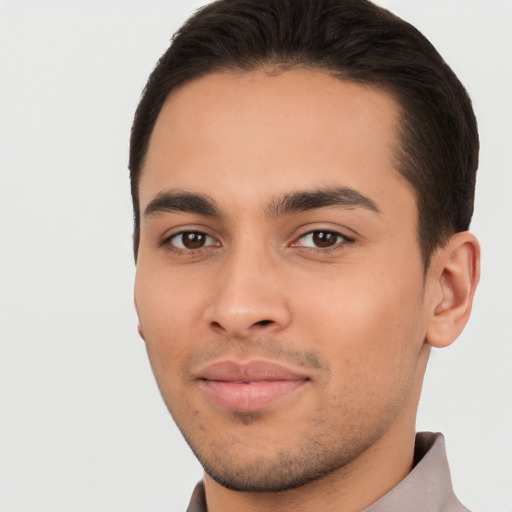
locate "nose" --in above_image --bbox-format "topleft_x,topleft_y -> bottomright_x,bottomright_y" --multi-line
204,248 -> 292,338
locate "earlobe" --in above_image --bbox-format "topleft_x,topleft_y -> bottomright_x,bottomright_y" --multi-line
426,232 -> 480,348
134,295 -> 146,342
137,323 -> 146,341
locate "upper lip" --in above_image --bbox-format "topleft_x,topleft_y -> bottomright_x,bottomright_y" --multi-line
196,360 -> 310,382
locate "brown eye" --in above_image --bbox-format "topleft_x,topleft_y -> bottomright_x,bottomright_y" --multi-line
170,231 -> 217,250
183,232 -> 206,249
311,231 -> 339,248
295,230 -> 347,249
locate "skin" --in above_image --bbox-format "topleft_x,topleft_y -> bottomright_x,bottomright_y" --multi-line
134,69 -> 479,512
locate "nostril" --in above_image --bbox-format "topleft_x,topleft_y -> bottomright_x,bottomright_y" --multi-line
253,320 -> 273,327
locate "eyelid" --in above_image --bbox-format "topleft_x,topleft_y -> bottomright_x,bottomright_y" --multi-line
290,226 -> 356,248
160,226 -> 222,252
170,232 -> 218,249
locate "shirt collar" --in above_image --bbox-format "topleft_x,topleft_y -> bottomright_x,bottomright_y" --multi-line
186,432 -> 469,512
364,432 -> 469,511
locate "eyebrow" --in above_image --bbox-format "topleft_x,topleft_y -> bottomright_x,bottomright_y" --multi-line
266,187 -> 380,217
143,186 -> 380,220
144,190 -> 221,218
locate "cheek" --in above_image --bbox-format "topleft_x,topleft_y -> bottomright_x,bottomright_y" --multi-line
293,264 -> 426,388
134,269 -> 207,420
134,265 -> 206,375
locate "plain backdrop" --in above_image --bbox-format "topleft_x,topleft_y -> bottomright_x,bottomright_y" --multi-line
0,1 -> 511,511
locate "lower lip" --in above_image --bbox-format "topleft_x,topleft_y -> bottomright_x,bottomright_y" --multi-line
199,379 -> 307,412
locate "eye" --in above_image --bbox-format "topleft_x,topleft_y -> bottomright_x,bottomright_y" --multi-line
167,231 -> 218,250
294,230 -> 350,249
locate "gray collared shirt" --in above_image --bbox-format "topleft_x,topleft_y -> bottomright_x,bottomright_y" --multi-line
186,432 -> 470,512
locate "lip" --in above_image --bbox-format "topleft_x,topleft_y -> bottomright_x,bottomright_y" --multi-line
196,360 -> 310,412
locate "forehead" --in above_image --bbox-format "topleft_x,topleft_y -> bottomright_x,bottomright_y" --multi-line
139,68 -> 412,218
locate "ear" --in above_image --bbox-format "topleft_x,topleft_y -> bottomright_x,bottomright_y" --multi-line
425,232 -> 480,348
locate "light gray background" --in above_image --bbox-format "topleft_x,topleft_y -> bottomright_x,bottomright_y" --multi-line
0,1 -> 510,511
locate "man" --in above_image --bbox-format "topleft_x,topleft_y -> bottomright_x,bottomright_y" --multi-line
130,0 -> 480,510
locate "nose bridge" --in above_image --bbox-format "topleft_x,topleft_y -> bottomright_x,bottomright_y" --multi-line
205,240 -> 290,336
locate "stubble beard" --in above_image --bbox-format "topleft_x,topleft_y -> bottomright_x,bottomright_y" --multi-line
158,337 -> 415,493
179,411 -> 386,493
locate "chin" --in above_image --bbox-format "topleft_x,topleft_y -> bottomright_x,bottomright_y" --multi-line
185,426 -> 376,493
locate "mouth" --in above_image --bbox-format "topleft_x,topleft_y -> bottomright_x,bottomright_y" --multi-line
196,360 -> 310,412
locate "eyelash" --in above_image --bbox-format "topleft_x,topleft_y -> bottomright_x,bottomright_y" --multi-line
291,230 -> 355,253
161,231 -> 219,256
161,229 -> 355,256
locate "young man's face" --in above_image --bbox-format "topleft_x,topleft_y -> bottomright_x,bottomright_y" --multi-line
134,69 -> 436,491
